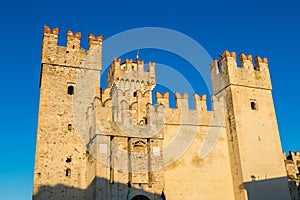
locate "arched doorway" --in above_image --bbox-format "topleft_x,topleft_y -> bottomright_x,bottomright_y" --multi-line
131,195 -> 150,200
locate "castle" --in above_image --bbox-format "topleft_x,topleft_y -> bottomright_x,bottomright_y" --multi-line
33,26 -> 293,200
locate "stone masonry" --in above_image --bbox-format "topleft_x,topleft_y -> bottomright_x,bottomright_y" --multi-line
33,26 -> 292,200
284,151 -> 300,200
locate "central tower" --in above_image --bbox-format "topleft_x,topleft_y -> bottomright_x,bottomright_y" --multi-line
106,58 -> 156,125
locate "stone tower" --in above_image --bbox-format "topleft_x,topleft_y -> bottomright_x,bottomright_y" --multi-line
33,26 -> 102,199
33,26 -> 291,200
210,50 -> 291,200
90,58 -> 165,199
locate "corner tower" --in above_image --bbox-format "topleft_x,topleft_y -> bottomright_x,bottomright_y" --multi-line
33,26 -> 102,199
210,50 -> 290,200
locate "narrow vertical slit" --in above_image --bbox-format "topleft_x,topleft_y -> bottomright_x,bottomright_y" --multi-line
109,136 -> 114,184
147,138 -> 152,187
128,137 -> 132,184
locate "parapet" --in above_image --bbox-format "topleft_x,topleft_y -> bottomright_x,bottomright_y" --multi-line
210,50 -> 272,94
98,87 -> 225,127
41,25 -> 103,69
106,57 -> 156,88
155,91 -> 207,111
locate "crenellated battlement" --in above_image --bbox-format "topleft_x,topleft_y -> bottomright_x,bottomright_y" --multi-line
106,57 -> 156,88
41,25 -> 102,69
88,33 -> 103,50
213,50 -> 269,73
66,30 -> 82,50
155,91 -> 209,111
96,87 -> 225,130
210,50 -> 272,94
99,88 -> 214,112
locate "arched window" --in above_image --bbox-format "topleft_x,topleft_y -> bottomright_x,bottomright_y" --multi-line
67,86 -> 74,95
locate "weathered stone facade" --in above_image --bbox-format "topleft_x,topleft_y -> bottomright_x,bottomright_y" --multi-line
33,26 -> 292,200
284,151 -> 300,200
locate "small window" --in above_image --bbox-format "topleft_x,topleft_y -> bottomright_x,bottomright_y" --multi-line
68,124 -> 72,131
144,117 -> 148,125
251,101 -> 257,110
66,158 -> 72,163
68,86 -> 74,95
66,168 -> 71,176
133,92 -> 137,97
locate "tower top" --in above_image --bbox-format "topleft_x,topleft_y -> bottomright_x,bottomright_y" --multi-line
106,57 -> 156,89
41,25 -> 103,69
210,50 -> 272,94
43,25 -> 103,51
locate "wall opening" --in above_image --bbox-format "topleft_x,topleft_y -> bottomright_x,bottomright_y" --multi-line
254,65 -> 260,71
68,124 -> 72,130
66,158 -> 72,163
66,168 -> 71,177
218,63 -> 222,72
110,136 -> 114,184
251,101 -> 257,110
68,86 -> 74,95
131,195 -> 150,200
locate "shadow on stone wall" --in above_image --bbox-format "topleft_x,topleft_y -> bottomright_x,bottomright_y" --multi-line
33,176 -> 160,200
288,180 -> 300,200
244,176 -> 291,200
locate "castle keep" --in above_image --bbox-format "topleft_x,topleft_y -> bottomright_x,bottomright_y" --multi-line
33,26 -> 292,200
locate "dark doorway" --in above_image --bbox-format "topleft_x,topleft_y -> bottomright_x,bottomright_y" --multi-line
131,195 -> 150,200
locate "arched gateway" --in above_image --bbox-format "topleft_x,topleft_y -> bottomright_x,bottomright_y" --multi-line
131,195 -> 150,200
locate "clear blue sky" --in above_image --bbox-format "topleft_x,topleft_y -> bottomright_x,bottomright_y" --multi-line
0,0 -> 299,199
